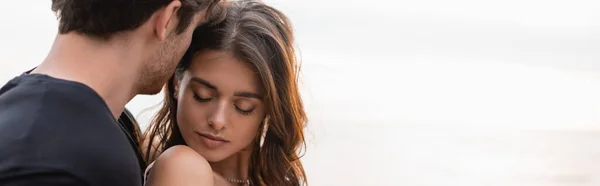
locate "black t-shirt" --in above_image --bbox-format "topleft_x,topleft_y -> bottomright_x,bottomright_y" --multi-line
0,73 -> 142,186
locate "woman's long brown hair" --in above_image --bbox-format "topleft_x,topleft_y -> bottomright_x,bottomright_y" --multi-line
142,1 -> 307,185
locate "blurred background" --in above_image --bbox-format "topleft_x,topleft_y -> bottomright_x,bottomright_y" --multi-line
1,0 -> 600,185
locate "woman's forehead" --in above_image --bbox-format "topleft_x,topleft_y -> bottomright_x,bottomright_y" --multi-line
187,50 -> 263,94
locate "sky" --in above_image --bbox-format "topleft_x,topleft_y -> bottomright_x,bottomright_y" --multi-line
1,0 -> 600,185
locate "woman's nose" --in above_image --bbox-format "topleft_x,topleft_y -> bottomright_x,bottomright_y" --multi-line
208,100 -> 229,130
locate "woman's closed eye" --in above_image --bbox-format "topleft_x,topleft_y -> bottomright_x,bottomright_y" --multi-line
235,102 -> 255,116
192,92 -> 213,102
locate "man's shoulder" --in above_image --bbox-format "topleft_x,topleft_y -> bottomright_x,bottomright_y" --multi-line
0,73 -> 130,163
0,74 -> 107,110
0,74 -> 143,186
0,74 -> 108,137
0,74 -> 111,125
0,74 -> 134,157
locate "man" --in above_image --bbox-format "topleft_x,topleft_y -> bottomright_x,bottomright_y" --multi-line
118,108 -> 146,171
0,0 -> 220,185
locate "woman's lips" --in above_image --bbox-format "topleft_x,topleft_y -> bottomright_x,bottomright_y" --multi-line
197,132 -> 229,148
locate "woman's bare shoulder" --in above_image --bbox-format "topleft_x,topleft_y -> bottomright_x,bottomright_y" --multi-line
145,145 -> 213,186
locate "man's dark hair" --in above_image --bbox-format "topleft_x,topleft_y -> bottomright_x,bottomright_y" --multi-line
51,0 -> 220,39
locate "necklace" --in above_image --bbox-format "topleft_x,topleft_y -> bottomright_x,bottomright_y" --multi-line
225,177 -> 251,185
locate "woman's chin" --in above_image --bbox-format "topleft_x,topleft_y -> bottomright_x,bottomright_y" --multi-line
196,150 -> 229,163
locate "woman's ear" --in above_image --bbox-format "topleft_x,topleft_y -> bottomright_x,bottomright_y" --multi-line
172,77 -> 181,100
173,82 -> 180,100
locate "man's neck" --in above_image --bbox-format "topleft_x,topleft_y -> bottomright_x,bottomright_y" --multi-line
33,33 -> 143,119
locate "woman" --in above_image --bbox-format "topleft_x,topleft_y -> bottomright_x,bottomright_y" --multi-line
142,1 -> 307,185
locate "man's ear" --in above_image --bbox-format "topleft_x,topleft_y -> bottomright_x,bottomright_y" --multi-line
154,0 -> 182,41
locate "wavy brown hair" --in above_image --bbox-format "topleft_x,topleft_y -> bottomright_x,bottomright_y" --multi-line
142,1 -> 307,185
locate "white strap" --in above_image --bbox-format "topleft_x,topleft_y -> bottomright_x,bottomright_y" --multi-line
143,161 -> 156,185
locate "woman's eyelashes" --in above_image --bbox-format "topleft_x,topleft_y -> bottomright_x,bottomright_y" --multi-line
235,105 -> 254,116
192,91 -> 256,116
192,92 -> 213,102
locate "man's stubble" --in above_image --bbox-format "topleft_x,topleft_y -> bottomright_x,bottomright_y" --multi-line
137,34 -> 188,95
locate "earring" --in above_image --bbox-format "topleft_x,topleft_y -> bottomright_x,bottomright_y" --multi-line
259,116 -> 269,147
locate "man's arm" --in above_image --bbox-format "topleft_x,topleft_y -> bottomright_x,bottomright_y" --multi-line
118,108 -> 147,173
0,169 -> 86,186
